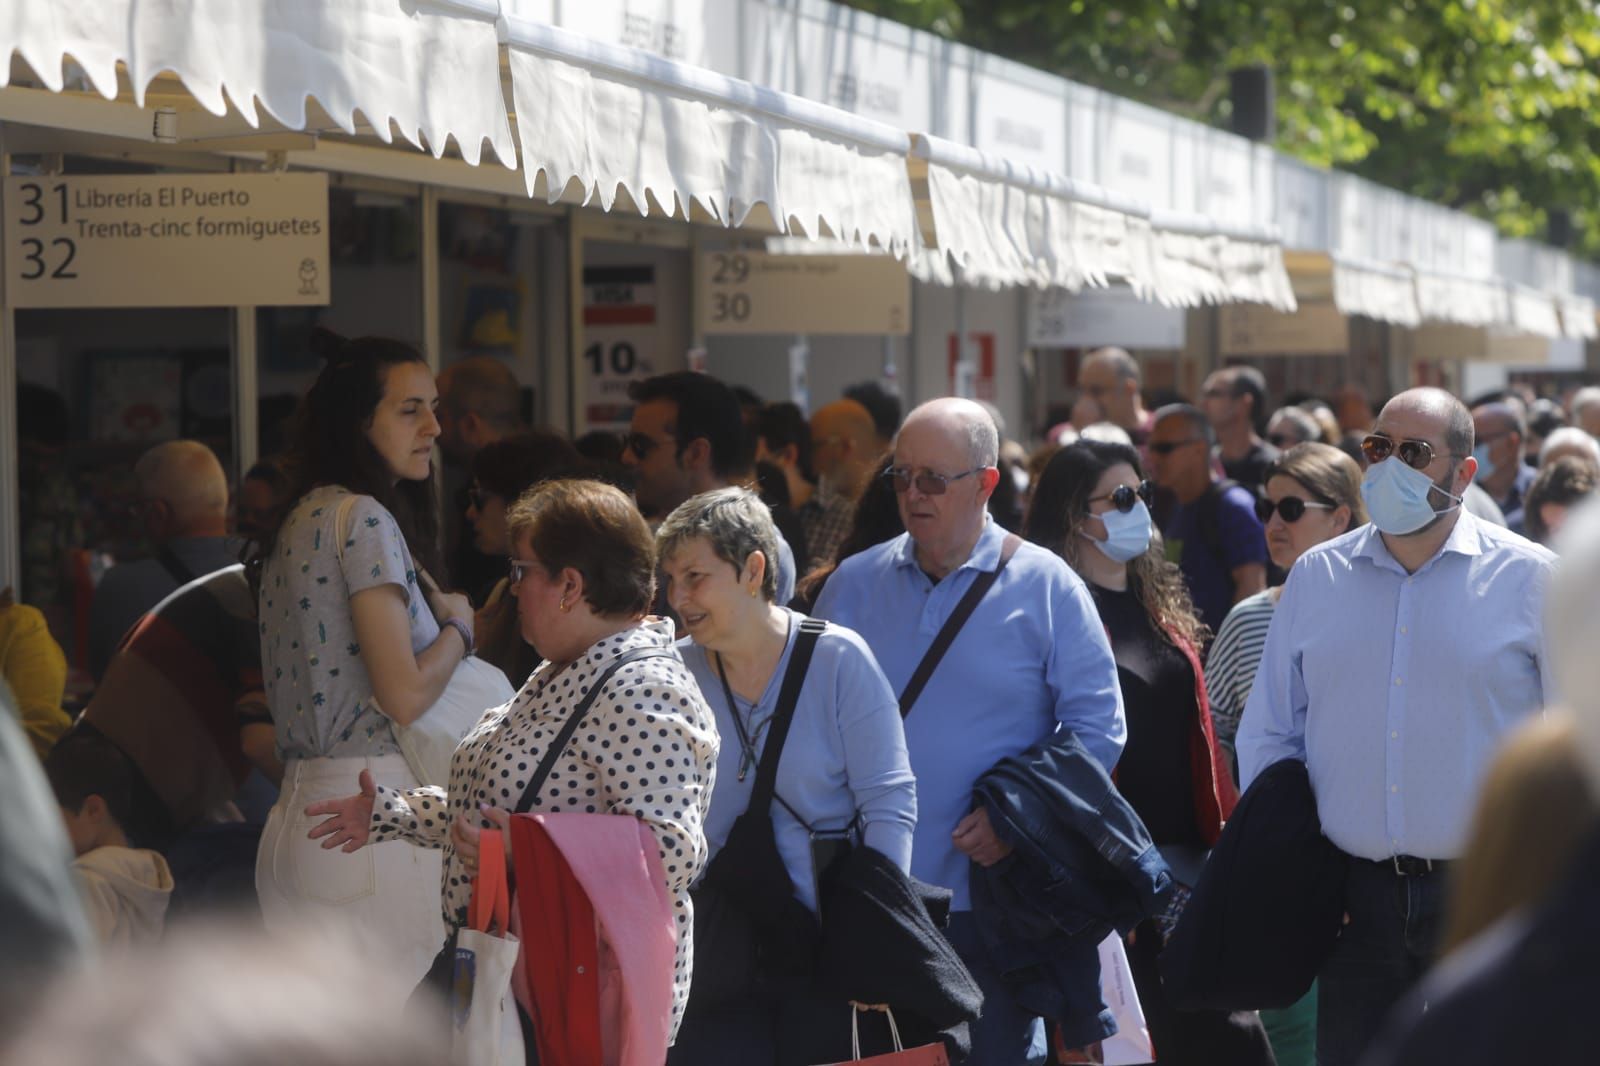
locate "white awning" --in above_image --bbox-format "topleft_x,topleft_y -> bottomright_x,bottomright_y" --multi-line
1148,212 -> 1297,313
1559,294 -> 1599,341
0,0 -> 517,166
1330,255 -> 1420,327
500,16 -> 917,255
908,133 -> 1177,295
1414,271 -> 1511,329
1508,284 -> 1563,338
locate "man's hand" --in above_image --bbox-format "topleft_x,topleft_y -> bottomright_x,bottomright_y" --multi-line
952,806 -> 1014,867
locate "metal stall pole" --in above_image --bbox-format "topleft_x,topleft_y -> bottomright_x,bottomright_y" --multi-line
0,129 -> 17,593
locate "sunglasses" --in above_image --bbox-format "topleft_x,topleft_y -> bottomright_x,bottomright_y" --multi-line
1255,495 -> 1336,523
1148,438 -> 1205,456
623,431 -> 675,461
1089,481 -> 1155,514
467,486 -> 491,511
1267,433 -> 1299,448
882,465 -> 985,496
1360,433 -> 1457,471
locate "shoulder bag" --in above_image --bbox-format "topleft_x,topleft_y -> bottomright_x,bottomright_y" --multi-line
687,618 -> 827,1012
897,534 -> 1021,718
332,494 -> 515,787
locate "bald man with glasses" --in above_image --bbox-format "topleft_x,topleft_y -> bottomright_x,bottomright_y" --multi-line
814,398 -> 1126,1063
1238,387 -> 1555,1066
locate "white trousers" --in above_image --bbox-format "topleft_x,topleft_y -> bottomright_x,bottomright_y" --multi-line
256,753 -> 447,989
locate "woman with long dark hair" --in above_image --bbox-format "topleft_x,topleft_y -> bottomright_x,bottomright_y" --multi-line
1025,439 -> 1270,1066
253,334 -> 474,986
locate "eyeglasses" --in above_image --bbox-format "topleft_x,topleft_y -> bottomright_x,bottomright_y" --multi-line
1255,495 -> 1336,523
1267,433 -> 1300,448
1089,481 -> 1155,514
1360,433 -> 1459,471
882,465 -> 985,495
623,431 -> 675,461
467,486 -> 490,511
508,559 -> 542,584
1148,438 -> 1205,456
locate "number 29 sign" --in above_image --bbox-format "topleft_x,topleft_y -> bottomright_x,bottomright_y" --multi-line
4,172 -> 330,308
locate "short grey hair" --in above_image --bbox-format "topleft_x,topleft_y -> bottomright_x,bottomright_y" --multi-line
1079,422 -> 1134,447
1540,426 -> 1600,468
968,408 -> 1001,467
656,486 -> 781,602
1268,406 -> 1320,446
1572,386 -> 1600,418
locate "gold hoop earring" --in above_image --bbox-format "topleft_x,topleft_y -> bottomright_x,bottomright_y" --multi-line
558,596 -> 570,613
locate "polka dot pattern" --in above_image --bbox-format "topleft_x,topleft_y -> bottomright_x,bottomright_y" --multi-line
367,617 -> 718,1040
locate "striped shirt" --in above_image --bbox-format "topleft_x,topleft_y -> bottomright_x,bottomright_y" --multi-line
1203,589 -> 1276,778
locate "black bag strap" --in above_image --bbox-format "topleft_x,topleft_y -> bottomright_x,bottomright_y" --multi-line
898,533 -> 1022,719
745,618 -> 827,820
516,646 -> 674,814
155,545 -> 198,589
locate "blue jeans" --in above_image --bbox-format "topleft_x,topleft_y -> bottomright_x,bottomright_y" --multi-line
1316,859 -> 1449,1066
945,912 -> 1048,1066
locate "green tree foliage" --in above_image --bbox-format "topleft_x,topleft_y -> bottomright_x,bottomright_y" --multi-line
844,0 -> 1600,256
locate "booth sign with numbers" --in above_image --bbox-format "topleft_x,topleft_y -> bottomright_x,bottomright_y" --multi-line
4,173 -> 330,308
698,250 -> 910,336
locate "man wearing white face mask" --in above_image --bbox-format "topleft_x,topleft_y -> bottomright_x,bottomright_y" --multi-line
1236,387 -> 1555,1066
1470,401 -> 1535,534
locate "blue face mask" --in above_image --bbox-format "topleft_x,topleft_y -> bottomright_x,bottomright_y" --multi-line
1083,499 -> 1153,563
1471,443 -> 1496,483
1360,457 -> 1462,536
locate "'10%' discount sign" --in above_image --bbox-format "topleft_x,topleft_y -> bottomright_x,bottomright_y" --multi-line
4,172 -> 331,308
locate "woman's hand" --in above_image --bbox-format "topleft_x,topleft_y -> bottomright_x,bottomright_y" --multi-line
419,570 -> 474,629
305,770 -> 377,852
451,803 -> 512,872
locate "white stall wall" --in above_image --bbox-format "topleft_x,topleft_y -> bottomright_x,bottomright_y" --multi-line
910,282 -> 1025,437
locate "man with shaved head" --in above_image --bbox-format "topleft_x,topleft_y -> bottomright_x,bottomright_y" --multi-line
1078,346 -> 1154,444
1470,401 -> 1535,534
89,440 -> 238,681
1238,387 -> 1555,1066
802,397 -> 880,565
815,397 -> 1126,1062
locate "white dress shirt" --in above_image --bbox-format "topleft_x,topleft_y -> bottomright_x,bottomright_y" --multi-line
1237,511 -> 1555,860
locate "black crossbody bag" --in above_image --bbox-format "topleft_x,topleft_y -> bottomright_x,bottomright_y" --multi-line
685,618 -> 827,1012
897,533 -> 1022,718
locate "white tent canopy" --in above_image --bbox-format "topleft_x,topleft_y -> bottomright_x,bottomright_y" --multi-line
909,133 -> 1294,310
0,0 -> 518,166
1330,255 -> 1420,327
499,15 -> 918,255
1414,271 -> 1511,329
1559,293 -> 1599,341
1149,211 -> 1297,312
1508,284 -> 1564,339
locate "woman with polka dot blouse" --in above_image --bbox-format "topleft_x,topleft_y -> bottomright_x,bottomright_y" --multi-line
253,335 -> 475,989
305,479 -> 718,1045
658,487 -> 916,1062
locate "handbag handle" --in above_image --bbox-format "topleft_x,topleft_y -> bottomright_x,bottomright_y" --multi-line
850,1005 -> 903,1059
468,828 -> 510,935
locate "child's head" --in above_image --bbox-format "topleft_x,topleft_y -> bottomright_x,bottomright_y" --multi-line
45,732 -> 136,855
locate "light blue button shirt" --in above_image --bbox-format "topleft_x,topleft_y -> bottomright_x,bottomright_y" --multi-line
813,518 -> 1126,909
679,609 -> 916,914
1237,511 -> 1555,861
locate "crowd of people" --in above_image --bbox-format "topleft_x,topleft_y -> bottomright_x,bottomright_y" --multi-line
3,336 -> 1598,1066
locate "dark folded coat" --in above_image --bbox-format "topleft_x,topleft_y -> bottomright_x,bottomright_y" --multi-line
1160,757 -> 1347,1010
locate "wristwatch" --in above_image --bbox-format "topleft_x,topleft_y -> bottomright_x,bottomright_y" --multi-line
442,617 -> 474,656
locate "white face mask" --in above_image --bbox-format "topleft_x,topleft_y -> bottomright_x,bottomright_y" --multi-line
1360,457 -> 1462,535
1082,499 -> 1153,563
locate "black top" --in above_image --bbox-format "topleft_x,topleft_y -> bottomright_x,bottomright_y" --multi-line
1088,583 -> 1202,847
1219,440 -> 1280,493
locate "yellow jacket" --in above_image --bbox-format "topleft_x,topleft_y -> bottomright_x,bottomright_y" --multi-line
0,602 -> 70,760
